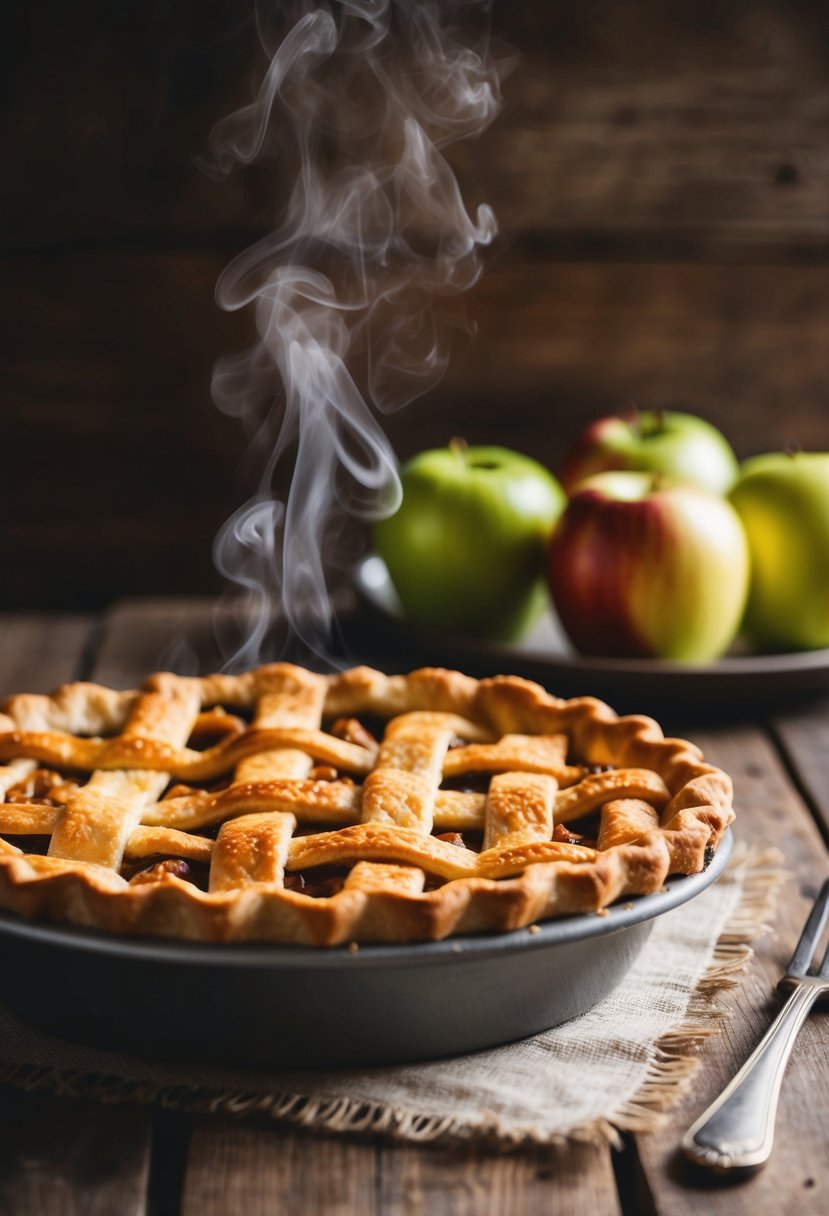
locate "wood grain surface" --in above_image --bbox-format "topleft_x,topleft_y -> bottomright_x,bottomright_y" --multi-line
0,1090 -> 152,1216
179,1120 -> 622,1216
768,703 -> 829,843
5,2 -> 829,255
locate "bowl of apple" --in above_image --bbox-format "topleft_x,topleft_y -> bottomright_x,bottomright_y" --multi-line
355,413 -> 829,713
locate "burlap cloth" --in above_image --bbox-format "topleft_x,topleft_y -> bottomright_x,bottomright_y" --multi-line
0,848 -> 781,1147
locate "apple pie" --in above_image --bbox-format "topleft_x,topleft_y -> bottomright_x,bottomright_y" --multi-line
0,663 -> 733,944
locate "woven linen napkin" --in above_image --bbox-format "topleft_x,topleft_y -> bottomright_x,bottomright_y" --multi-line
0,848 -> 779,1147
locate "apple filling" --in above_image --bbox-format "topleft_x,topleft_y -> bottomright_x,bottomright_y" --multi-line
4,768 -> 81,808
1,713 -> 609,898
0,700 -> 651,909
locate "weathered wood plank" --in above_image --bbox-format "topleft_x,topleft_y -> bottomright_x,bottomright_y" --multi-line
180,1126 -> 380,1216
768,698 -> 829,844
635,723 -> 829,1215
3,253 -> 829,610
92,593 -> 357,687
0,247 -> 242,611
0,613 -> 153,1216
376,1140 -> 622,1216
432,261 -> 829,462
92,598 -> 220,688
5,2 -> 829,256
6,254 -> 829,466
0,615 -> 93,695
180,1124 -> 622,1216
0,1089 -> 151,1216
468,3 -> 829,257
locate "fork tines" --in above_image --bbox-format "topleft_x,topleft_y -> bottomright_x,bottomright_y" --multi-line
784,877 -> 829,981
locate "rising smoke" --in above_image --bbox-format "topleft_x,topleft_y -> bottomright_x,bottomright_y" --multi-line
207,0 -> 506,670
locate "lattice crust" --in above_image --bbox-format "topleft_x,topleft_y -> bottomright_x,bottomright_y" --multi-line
0,664 -> 734,945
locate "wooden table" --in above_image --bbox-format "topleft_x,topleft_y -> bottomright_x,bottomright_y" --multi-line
0,599 -> 827,1215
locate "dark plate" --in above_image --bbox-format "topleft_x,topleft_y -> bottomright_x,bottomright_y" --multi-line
353,556 -> 829,713
0,831 -> 732,1069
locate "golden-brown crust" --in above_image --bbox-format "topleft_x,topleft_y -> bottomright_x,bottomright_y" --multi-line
0,663 -> 734,944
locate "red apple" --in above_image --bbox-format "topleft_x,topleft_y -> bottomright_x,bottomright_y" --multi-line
547,472 -> 750,662
559,410 -> 739,496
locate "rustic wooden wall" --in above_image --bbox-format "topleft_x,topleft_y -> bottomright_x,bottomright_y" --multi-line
2,0 -> 829,608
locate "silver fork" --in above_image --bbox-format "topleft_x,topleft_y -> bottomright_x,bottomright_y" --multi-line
682,877 -> 829,1174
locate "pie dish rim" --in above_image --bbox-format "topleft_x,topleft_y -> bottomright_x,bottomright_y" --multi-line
0,826 -> 734,965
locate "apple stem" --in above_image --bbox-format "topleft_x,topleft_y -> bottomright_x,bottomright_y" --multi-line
653,407 -> 667,433
784,440 -> 801,458
449,436 -> 469,463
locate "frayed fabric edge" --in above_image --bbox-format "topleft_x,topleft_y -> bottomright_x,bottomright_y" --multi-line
0,846 -> 784,1150
596,844 -> 785,1147
0,1059 -> 570,1149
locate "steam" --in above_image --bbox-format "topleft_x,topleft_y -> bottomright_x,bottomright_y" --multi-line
208,0 -> 505,669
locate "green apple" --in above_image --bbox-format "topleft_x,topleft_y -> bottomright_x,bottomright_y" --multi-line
729,450 -> 829,651
373,441 -> 566,641
559,409 -> 739,496
547,471 -> 750,662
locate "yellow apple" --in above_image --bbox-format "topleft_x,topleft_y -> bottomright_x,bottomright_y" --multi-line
729,451 -> 829,651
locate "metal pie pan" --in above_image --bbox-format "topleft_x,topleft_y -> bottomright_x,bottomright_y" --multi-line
0,830 -> 732,1069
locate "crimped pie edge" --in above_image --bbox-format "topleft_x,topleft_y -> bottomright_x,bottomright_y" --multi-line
0,665 -> 734,946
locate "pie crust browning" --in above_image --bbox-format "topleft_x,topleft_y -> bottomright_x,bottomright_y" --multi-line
0,664 -> 734,944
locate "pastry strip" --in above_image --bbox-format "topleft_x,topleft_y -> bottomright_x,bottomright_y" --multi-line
0,663 -> 735,944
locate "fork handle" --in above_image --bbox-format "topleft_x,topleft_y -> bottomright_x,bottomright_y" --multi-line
682,979 -> 824,1173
